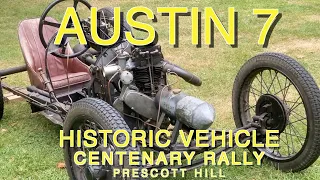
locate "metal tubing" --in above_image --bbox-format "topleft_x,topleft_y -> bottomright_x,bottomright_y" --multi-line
1,83 -> 65,115
162,61 -> 202,86
84,56 -> 96,65
27,86 -> 50,97
0,65 -> 27,76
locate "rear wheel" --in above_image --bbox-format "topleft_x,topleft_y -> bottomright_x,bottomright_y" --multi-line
232,53 -> 320,172
63,98 -> 140,179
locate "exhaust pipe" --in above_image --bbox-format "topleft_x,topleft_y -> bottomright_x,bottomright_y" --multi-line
162,61 -> 202,86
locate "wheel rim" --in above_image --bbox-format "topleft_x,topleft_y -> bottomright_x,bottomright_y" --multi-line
68,120 -> 115,180
239,68 -> 309,161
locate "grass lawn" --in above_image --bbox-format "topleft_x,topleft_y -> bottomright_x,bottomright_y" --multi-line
0,0 -> 319,179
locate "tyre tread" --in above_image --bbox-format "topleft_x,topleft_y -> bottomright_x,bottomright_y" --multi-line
233,52 -> 320,172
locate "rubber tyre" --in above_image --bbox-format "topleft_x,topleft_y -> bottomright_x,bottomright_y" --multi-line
0,81 -> 3,120
232,52 -> 320,172
63,98 -> 139,180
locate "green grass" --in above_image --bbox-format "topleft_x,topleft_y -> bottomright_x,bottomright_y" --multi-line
0,0 -> 319,179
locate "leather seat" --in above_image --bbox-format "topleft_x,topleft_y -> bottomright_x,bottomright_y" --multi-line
18,18 -> 91,91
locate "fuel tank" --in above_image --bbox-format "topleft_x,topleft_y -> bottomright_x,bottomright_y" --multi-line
155,88 -> 215,130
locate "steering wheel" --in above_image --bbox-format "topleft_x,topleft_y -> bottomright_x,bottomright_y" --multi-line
39,0 -> 91,58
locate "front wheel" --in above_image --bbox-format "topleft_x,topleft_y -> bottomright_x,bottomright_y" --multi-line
63,98 -> 140,179
232,53 -> 320,172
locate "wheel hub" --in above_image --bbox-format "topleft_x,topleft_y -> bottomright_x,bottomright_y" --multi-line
255,94 -> 288,133
85,146 -> 113,180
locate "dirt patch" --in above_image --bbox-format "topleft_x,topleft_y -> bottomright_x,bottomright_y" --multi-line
305,15 -> 320,22
287,0 -> 311,6
271,39 -> 320,57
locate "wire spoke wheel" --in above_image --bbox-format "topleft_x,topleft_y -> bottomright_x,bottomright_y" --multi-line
245,69 -> 307,159
232,53 -> 320,172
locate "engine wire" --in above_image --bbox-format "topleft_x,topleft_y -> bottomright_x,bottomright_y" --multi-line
65,47 -> 73,104
44,36 -> 66,111
156,71 -> 180,123
107,71 -> 119,104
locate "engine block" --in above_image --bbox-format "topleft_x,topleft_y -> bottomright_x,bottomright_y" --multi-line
131,45 -> 166,96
